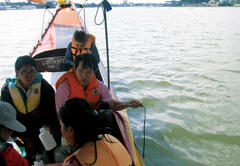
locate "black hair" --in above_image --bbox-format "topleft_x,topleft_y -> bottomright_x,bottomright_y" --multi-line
73,30 -> 87,43
59,98 -> 104,165
59,98 -> 103,146
15,56 -> 36,71
74,53 -> 97,72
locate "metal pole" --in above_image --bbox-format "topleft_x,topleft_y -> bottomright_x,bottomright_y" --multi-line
103,0 -> 110,89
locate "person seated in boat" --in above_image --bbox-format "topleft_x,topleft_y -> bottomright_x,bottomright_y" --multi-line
56,53 -> 142,113
0,56 -> 61,163
0,101 -> 29,166
59,98 -> 133,166
60,30 -> 101,79
55,53 -> 142,141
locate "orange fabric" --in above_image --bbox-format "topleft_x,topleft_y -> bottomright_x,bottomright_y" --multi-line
34,25 -> 56,56
71,34 -> 95,61
63,135 -> 132,166
32,5 -> 85,56
56,70 -> 101,110
29,0 -> 46,4
54,7 -> 84,27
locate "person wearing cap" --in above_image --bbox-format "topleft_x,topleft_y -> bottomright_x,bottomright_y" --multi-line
0,101 -> 29,166
0,56 -> 60,163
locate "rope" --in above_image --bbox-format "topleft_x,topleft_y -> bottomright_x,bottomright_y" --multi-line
46,7 -> 54,16
77,4 -> 87,31
40,7 -> 54,40
94,2 -> 105,25
83,7 -> 87,31
41,8 -> 46,39
77,7 -> 83,15
142,105 -> 146,158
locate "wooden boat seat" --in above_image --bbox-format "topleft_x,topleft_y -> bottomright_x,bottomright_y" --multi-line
34,48 -> 67,72
35,56 -> 64,72
33,48 -> 103,80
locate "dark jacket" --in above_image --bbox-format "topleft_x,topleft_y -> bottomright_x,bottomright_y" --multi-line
0,78 -> 60,156
64,42 -> 102,80
64,42 -> 100,66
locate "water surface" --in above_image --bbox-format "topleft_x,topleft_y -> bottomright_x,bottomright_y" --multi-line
0,7 -> 240,166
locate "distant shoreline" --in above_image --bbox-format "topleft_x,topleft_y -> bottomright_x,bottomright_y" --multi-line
0,2 -> 239,10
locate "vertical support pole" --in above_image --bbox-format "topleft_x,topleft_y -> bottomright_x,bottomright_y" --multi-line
103,0 -> 110,89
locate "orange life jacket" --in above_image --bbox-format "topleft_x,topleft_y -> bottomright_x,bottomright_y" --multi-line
63,135 -> 133,166
56,69 -> 101,110
71,34 -> 95,62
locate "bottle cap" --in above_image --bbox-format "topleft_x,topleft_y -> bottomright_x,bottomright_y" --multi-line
39,127 -> 45,133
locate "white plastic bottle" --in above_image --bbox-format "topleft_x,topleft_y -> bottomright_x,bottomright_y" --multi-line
33,154 -> 44,166
39,127 -> 57,151
33,160 -> 44,166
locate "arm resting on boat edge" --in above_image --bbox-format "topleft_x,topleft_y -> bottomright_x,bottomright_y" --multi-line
107,99 -> 143,111
98,80 -> 143,111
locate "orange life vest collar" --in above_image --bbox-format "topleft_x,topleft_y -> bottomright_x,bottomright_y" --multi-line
71,34 -> 95,59
63,135 -> 132,166
56,69 -> 101,110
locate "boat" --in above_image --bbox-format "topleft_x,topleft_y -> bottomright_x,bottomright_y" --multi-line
29,0 -> 145,165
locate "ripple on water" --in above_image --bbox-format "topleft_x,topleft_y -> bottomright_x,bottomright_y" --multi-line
128,79 -> 186,91
222,69 -> 240,74
166,94 -> 204,104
